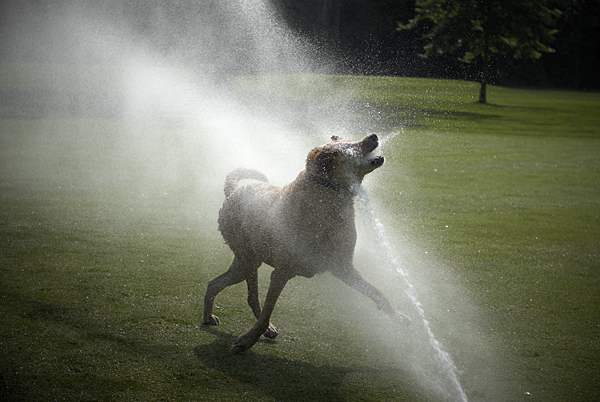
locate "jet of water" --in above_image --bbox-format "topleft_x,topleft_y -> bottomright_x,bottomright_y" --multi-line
356,188 -> 469,402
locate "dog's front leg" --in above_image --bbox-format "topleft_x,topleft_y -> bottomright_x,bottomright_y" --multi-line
333,267 -> 411,326
231,269 -> 292,354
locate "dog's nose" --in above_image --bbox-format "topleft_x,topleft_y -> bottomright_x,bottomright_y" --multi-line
367,133 -> 378,142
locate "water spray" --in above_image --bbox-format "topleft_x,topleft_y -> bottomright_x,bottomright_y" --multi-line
356,188 -> 469,402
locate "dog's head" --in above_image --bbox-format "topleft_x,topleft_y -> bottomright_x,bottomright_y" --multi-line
306,134 -> 384,186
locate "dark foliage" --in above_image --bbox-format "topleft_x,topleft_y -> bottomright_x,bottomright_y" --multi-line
272,0 -> 600,89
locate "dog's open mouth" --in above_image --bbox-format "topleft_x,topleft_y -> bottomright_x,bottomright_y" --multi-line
331,134 -> 385,171
370,155 -> 385,167
358,134 -> 384,168
360,150 -> 384,168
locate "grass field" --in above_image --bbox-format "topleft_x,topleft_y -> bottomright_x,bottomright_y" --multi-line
1,64 -> 599,401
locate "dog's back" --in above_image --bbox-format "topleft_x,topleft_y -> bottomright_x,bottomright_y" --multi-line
218,169 -> 280,262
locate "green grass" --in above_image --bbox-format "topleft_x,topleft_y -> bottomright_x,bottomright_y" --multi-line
1,65 -> 600,401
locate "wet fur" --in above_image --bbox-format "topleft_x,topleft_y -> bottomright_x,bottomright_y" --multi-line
202,134 -> 410,353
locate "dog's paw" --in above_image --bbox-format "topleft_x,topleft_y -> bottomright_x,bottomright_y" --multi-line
202,314 -> 220,326
392,312 -> 412,327
230,334 -> 252,354
230,342 -> 247,354
263,323 -> 278,339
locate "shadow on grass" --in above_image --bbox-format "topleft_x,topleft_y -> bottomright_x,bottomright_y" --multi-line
195,326 -> 411,402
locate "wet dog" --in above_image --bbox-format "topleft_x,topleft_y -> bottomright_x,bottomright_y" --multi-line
203,134 -> 410,353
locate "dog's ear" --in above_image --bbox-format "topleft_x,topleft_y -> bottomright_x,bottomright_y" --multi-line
308,149 -> 338,176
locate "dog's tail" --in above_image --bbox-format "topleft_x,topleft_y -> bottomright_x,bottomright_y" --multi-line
224,167 -> 269,197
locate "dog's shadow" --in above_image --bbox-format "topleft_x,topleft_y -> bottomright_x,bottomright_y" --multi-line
195,326 -> 406,402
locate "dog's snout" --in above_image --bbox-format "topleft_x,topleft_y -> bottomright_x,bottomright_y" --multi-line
365,134 -> 379,148
360,134 -> 379,154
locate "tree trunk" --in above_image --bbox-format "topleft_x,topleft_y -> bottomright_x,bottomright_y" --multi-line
479,81 -> 487,104
479,56 -> 488,104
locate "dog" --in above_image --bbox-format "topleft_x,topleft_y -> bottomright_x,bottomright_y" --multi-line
202,134 -> 411,353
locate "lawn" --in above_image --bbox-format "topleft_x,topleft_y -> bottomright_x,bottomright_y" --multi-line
1,64 -> 599,401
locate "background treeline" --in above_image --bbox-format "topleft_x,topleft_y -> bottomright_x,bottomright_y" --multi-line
270,0 -> 600,90
1,0 -> 598,90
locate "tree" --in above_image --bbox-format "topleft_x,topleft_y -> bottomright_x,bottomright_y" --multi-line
399,0 -> 562,104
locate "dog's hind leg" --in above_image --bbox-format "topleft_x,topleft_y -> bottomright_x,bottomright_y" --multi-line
245,268 -> 261,319
245,269 -> 279,339
246,268 -> 279,339
333,266 -> 411,326
202,257 -> 246,326
231,268 -> 292,354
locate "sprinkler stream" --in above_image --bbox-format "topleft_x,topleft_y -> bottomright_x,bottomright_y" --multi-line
356,188 -> 469,402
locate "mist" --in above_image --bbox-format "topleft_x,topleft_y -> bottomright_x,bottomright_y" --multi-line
1,1 -> 501,400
